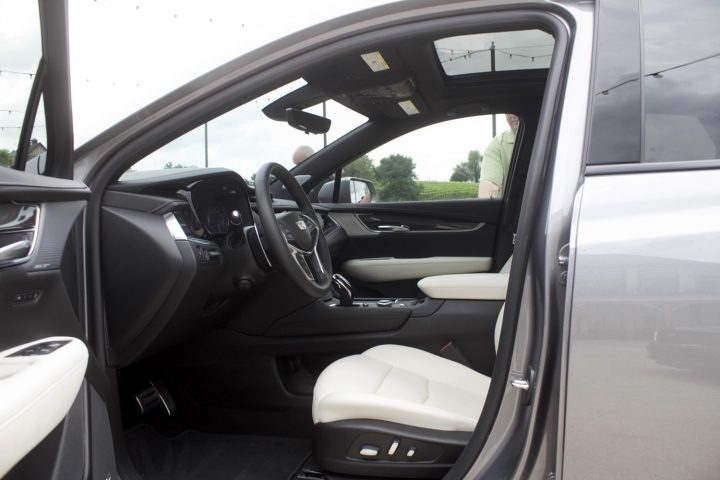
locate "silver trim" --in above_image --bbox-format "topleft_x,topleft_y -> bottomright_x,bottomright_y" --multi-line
0,204 -> 39,269
251,224 -> 272,268
163,213 -> 187,240
0,204 -> 38,232
0,240 -> 32,262
377,224 -> 410,232
510,379 -> 530,391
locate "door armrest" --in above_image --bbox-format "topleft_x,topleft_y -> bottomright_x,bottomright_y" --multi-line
418,273 -> 509,300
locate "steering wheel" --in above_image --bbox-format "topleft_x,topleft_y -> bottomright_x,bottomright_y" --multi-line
254,162 -> 333,298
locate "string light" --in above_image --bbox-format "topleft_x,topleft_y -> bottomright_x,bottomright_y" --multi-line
437,43 -> 553,64
0,69 -> 35,78
0,126 -> 46,131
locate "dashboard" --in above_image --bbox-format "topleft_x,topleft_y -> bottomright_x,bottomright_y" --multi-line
100,169 -> 267,365
99,167 -> 342,366
179,177 -> 251,237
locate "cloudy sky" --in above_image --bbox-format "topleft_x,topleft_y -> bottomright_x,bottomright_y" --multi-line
1,0 -> 550,181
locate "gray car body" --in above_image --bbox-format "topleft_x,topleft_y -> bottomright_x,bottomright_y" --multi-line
15,0 -> 716,478
563,171 -> 720,479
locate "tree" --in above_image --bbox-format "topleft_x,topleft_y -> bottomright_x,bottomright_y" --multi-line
0,149 -> 15,168
343,155 -> 377,182
375,154 -> 421,201
450,149 -> 482,182
163,161 -> 196,169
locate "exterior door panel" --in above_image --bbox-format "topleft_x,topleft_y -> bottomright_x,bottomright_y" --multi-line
563,170 -> 720,479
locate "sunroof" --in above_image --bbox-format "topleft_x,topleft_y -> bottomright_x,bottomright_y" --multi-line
435,29 -> 554,76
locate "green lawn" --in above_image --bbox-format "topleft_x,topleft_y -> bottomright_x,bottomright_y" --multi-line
417,181 -> 478,200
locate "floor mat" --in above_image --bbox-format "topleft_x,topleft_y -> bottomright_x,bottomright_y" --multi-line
125,425 -> 311,480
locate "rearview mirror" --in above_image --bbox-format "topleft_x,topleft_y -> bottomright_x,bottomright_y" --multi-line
318,177 -> 376,204
285,108 -> 331,134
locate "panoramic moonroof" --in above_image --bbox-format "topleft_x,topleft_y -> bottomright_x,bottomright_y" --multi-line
435,29 -> 554,76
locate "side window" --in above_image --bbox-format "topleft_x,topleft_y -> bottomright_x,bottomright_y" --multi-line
642,0 -> 720,162
0,1 -> 46,175
340,114 -> 518,203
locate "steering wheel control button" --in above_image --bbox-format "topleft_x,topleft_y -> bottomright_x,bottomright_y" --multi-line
388,439 -> 400,456
407,446 -> 416,457
360,445 -> 380,457
377,299 -> 393,307
193,243 -> 221,265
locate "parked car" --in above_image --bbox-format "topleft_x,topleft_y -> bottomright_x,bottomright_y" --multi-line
1,0 -> 719,479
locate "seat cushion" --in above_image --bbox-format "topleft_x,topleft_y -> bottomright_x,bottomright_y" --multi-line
312,344 -> 491,432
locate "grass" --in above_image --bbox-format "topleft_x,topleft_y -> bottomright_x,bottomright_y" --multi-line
417,181 -> 478,200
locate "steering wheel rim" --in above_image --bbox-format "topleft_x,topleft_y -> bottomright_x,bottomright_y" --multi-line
255,162 -> 333,298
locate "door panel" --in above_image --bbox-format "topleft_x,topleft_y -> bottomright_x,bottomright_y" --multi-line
0,172 -> 91,476
342,256 -> 492,283
328,198 -> 504,297
0,337 -> 88,478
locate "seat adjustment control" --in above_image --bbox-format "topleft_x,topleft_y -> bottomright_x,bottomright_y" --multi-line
388,439 -> 400,455
360,445 -> 380,457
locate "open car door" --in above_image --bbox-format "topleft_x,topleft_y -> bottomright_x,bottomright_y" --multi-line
0,0 -> 91,477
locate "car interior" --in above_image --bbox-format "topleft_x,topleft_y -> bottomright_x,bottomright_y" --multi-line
94,25 -> 553,480
1,7 -> 563,480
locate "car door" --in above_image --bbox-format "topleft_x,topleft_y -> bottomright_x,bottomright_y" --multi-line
320,114 -> 529,299
0,1 -> 93,478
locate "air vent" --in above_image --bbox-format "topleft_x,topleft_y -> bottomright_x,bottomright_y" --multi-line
321,214 -> 338,233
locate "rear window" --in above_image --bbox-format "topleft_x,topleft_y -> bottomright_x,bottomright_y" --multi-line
434,29 -> 554,76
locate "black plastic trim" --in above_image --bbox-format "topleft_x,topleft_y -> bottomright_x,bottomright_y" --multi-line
15,59 -> 45,172
583,0 -> 642,166
314,419 -> 471,479
0,169 -> 90,202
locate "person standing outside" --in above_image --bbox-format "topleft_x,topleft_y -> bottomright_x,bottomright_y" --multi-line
292,145 -> 315,165
478,114 -> 519,198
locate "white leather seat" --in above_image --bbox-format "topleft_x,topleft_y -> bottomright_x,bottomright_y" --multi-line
312,303 -> 506,433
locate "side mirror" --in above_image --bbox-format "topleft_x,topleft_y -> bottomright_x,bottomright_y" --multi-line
24,153 -> 46,175
318,177 -> 377,203
285,108 -> 331,134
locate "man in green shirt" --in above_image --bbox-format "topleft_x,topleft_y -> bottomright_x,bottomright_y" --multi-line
478,114 -> 519,198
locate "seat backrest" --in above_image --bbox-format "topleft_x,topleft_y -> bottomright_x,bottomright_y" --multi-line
494,303 -> 505,353
499,256 -> 512,273
494,257 -> 512,352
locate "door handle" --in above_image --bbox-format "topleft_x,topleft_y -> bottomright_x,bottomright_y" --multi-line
377,225 -> 410,232
0,239 -> 32,262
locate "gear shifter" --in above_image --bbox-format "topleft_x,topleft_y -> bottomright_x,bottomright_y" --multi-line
331,273 -> 354,307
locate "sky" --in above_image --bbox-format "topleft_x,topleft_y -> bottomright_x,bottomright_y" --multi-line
0,0 -> 550,181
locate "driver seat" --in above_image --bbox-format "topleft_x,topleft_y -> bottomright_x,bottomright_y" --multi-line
311,303 -> 505,478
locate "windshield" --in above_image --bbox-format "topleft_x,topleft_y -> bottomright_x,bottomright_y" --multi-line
122,80 -> 367,183
68,0 -> 391,147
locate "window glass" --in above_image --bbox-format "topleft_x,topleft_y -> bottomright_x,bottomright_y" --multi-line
642,0 -> 720,162
435,30 -> 553,76
68,0 -> 392,147
0,0 -> 42,170
340,114 -> 518,203
123,80 -> 367,183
